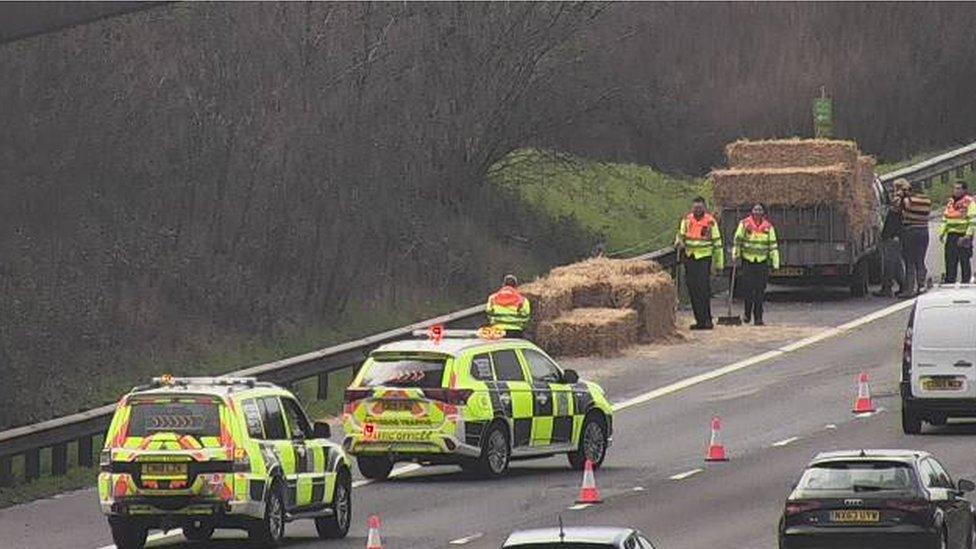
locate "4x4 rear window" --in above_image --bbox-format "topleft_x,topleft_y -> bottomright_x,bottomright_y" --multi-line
362,356 -> 446,388
129,400 -> 220,437
797,461 -> 918,492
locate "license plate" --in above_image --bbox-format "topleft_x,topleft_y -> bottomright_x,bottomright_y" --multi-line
379,400 -> 419,412
923,377 -> 964,391
830,510 -> 880,523
772,267 -> 803,277
142,463 -> 187,476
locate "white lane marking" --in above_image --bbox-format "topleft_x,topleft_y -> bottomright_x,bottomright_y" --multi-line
632,486 -> 645,491
669,468 -> 703,480
568,503 -> 592,510
450,532 -> 485,545
825,424 -> 837,430
772,436 -> 799,447
612,299 -> 914,413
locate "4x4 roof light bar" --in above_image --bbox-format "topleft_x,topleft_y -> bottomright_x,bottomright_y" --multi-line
410,326 -> 506,340
148,375 -> 260,388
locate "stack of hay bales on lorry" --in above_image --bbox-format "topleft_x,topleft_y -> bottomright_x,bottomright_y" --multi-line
520,258 -> 677,357
712,139 -> 885,297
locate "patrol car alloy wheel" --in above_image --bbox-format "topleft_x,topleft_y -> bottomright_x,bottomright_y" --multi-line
316,468 -> 352,539
475,423 -> 510,478
250,480 -> 286,546
568,414 -> 607,470
108,518 -> 148,549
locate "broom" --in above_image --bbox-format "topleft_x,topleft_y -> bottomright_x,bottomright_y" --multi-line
718,259 -> 742,326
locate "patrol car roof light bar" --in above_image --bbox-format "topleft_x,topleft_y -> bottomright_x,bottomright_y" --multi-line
411,329 -> 482,339
148,376 -> 259,388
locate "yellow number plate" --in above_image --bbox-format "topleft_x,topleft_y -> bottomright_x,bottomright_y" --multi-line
772,267 -> 804,277
923,377 -> 963,391
830,510 -> 879,523
142,463 -> 187,476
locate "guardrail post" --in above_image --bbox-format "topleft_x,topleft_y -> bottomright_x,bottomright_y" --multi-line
957,167 -> 965,178
0,456 -> 12,487
52,443 -> 68,476
317,372 -> 329,400
970,161 -> 976,172
942,172 -> 950,184
78,435 -> 93,468
24,449 -> 40,481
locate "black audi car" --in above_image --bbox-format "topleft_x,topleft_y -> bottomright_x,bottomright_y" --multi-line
779,449 -> 976,549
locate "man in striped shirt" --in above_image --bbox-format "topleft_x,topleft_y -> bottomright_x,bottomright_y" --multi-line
893,179 -> 932,296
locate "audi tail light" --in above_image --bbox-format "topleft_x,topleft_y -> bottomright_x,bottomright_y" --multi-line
785,501 -> 822,516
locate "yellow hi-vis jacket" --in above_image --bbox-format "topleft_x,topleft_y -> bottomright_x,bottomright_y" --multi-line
732,216 -> 781,270
674,212 -> 724,269
938,196 -> 976,241
486,286 -> 531,331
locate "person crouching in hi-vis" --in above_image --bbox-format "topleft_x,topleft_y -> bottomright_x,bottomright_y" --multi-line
486,274 -> 531,338
732,203 -> 780,325
675,196 -> 724,330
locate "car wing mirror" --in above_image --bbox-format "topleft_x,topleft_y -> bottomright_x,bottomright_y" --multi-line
562,369 -> 579,384
312,420 -> 332,440
958,479 -> 975,493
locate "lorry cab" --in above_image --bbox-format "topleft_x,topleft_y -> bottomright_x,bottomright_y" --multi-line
901,285 -> 976,433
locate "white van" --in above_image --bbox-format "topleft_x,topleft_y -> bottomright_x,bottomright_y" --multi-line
901,286 -> 976,433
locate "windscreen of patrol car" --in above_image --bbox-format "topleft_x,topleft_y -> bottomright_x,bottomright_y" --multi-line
128,398 -> 221,437
795,461 -> 919,493
361,354 -> 446,388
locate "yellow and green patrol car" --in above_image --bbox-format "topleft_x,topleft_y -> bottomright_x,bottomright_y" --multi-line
342,330 -> 613,479
98,376 -> 352,549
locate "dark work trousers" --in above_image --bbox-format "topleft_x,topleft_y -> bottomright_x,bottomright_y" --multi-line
879,238 -> 905,293
900,226 -> 929,291
741,260 -> 769,322
945,233 -> 974,283
684,255 -> 713,327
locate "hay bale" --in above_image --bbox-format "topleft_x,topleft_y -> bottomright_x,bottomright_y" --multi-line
711,164 -> 854,208
520,281 -> 572,324
549,257 -> 662,280
536,308 -> 638,357
608,272 -> 677,342
725,138 -> 859,169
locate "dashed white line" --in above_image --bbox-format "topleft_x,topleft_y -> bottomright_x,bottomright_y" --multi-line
669,468 -> 703,480
568,503 -> 593,510
772,436 -> 800,447
450,532 -> 485,545
611,299 -> 914,413
825,424 -> 837,430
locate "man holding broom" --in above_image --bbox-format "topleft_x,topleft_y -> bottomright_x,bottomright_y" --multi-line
731,203 -> 780,325
675,196 -> 724,330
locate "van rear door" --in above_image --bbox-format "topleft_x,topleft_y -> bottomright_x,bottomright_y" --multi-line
912,304 -> 976,399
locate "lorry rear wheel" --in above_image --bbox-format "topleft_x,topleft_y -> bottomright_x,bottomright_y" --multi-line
849,261 -> 869,298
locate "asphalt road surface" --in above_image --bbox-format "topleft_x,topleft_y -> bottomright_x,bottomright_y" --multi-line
3,222 -> 969,549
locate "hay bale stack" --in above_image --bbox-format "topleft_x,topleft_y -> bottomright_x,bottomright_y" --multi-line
712,164 -> 854,207
609,272 -> 677,342
536,308 -> 638,357
725,138 -> 859,169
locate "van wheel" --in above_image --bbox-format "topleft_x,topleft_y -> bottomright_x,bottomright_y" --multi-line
902,403 -> 922,434
248,479 -> 285,546
357,456 -> 394,480
316,468 -> 351,539
183,520 -> 214,542
109,519 -> 147,549
568,413 -> 608,470
474,422 -> 510,478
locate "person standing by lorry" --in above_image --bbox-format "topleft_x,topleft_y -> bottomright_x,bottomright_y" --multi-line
873,184 -> 905,298
939,181 -> 976,284
894,179 -> 932,296
675,196 -> 724,330
731,203 -> 779,325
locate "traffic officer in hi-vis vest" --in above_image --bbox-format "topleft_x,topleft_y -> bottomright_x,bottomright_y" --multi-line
674,196 -> 724,330
486,274 -> 532,338
938,181 -> 976,284
732,203 -> 780,325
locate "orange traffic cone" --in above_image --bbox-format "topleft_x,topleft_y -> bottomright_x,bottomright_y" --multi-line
366,515 -> 383,549
575,459 -> 603,504
853,372 -> 876,414
705,416 -> 729,462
